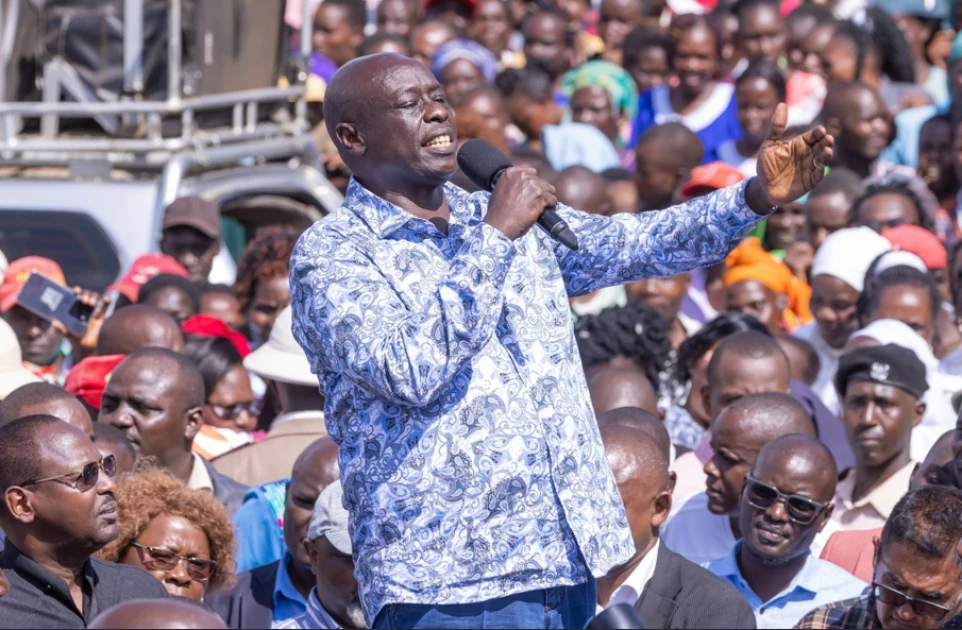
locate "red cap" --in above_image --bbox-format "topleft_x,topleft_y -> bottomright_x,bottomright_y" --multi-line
108,254 -> 189,302
680,162 -> 746,200
885,224 -> 947,270
64,354 -> 125,410
0,256 -> 66,312
182,315 -> 252,358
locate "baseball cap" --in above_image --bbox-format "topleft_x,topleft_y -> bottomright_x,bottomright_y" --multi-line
307,480 -> 352,554
883,224 -> 947,270
680,162 -> 746,200
0,319 -> 41,399
182,315 -> 252,358
243,306 -> 316,386
108,254 -> 189,302
64,354 -> 125,410
162,197 -> 221,240
0,256 -> 67,312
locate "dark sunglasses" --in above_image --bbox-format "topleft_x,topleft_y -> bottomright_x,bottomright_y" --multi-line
744,475 -> 825,525
873,582 -> 960,621
131,543 -> 217,582
864,217 -> 913,234
207,401 -> 260,421
22,455 -> 116,493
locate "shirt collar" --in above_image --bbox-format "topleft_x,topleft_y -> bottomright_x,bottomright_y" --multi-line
724,542 -> 820,597
306,587 -> 342,629
606,540 -> 661,608
1,541 -> 96,615
836,460 -> 916,519
186,452 -> 214,492
344,177 -> 479,239
274,553 -> 308,611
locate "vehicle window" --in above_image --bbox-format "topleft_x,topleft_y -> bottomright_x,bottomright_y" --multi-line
0,210 -> 121,293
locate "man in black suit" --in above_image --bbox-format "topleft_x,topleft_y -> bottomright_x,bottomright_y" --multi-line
600,422 -> 755,629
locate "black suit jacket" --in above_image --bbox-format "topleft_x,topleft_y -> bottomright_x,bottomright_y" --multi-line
634,543 -> 756,629
203,457 -> 249,517
207,560 -> 279,629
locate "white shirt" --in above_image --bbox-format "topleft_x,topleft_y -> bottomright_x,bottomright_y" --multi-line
793,322 -> 842,413
663,492 -> 840,566
598,541 -> 661,612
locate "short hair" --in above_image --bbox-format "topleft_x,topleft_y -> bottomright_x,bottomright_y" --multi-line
233,225 -> 301,314
199,283 -> 236,299
601,167 -> 635,182
575,304 -> 671,394
722,391 -> 816,437
850,181 -> 931,233
786,2 -> 835,27
622,26 -> 673,72
707,330 -> 789,382
675,312 -> 770,384
92,422 -> 136,462
0,383 -> 82,427
597,407 -> 671,461
182,335 -> 244,400
776,333 -> 821,386
98,466 -> 235,590
122,347 -> 206,409
521,10 -> 574,47
321,0 -> 367,30
636,122 -> 705,168
737,61 -> 787,103
881,486 -> 962,560
808,167 -> 864,201
820,81 -> 874,123
359,32 -> 409,56
496,65 -> 554,103
858,265 -> 941,326
138,274 -> 200,312
733,0 -> 780,22
0,415 -> 65,491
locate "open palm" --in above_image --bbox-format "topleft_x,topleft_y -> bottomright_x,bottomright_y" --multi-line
757,103 -> 835,207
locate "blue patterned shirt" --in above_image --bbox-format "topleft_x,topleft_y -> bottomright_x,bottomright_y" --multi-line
290,177 -> 765,622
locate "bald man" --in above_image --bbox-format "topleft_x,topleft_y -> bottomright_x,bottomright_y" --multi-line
290,52 -> 833,628
706,435 -> 866,629
553,166 -> 612,217
99,348 -> 247,514
95,305 -> 185,356
589,368 -> 660,417
211,437 -> 340,628
600,426 -> 754,628
89,599 -> 227,629
597,407 -> 671,463
662,392 -> 837,566
0,382 -> 93,438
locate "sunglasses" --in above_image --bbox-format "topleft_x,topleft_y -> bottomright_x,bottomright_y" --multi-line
207,401 -> 260,421
131,543 -> 217,582
874,582 -> 960,621
864,217 -> 913,234
22,455 -> 117,493
744,475 -> 825,525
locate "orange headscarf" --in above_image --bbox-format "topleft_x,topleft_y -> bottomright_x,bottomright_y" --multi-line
723,237 -> 813,331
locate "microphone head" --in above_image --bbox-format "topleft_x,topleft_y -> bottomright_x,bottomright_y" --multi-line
457,139 -> 513,191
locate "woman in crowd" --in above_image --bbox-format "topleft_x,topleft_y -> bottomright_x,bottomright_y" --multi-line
234,225 -> 300,348
665,312 -> 769,450
431,39 -> 499,105
631,14 -> 740,163
562,60 -> 638,167
717,62 -> 784,177
99,467 -> 235,601
183,332 -> 259,459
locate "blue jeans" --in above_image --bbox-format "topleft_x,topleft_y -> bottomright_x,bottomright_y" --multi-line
372,580 -> 597,629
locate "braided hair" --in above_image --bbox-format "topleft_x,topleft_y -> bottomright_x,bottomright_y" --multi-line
833,9 -> 915,84
233,225 -> 301,314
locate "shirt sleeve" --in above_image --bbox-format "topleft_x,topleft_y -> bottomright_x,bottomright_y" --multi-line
290,221 -> 517,408
549,181 -> 767,297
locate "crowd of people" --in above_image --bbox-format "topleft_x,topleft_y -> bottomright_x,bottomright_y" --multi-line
3,0 -> 962,627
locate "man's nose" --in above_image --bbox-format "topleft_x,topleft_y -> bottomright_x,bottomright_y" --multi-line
765,499 -> 790,523
424,99 -> 449,123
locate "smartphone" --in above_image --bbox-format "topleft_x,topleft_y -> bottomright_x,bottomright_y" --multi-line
16,272 -> 93,337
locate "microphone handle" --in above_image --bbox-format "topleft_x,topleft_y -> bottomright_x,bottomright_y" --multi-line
490,169 -> 580,251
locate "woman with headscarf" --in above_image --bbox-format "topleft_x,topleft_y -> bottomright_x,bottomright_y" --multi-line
431,39 -> 499,105
721,237 -> 813,334
561,60 -> 638,167
846,318 -> 962,461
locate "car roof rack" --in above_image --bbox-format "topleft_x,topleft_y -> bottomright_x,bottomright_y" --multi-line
0,0 -> 316,171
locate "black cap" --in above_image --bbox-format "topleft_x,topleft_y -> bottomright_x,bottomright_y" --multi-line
835,344 -> 929,400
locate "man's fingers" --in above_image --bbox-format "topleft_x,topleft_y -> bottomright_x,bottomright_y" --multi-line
805,125 -> 826,145
766,103 -> 788,142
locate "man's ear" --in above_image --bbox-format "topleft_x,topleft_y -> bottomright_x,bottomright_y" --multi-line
668,471 -> 677,495
5,488 -> 35,525
304,538 -> 319,575
701,384 -> 712,420
825,116 -> 842,141
913,402 -> 927,428
335,122 -> 366,156
185,407 -> 204,442
816,502 -> 835,533
651,490 -> 673,529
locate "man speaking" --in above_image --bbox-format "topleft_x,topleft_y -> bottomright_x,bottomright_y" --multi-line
290,54 -> 832,629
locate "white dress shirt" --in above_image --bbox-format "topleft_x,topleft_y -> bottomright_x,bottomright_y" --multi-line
598,541 -> 661,613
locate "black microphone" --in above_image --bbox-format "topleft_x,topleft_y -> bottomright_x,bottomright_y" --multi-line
457,139 -> 579,251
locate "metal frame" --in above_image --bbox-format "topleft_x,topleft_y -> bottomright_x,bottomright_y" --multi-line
0,0 -> 313,172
